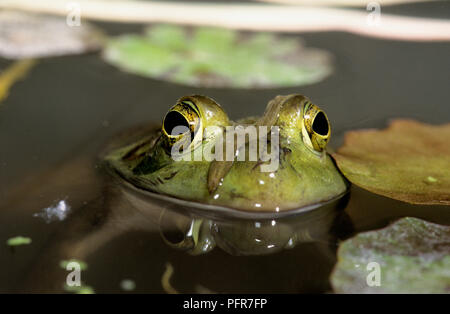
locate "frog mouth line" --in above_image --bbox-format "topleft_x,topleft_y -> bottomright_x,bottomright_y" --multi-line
108,164 -> 350,220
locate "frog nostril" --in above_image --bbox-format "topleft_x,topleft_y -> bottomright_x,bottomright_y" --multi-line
163,111 -> 190,136
312,111 -> 329,136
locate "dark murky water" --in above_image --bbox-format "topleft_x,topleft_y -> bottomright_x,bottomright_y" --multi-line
1,7 -> 450,293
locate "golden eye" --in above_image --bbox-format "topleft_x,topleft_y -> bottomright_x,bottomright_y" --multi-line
161,95 -> 230,152
302,102 -> 331,152
162,100 -> 201,148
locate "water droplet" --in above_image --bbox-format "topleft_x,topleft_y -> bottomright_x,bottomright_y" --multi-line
34,199 -> 71,223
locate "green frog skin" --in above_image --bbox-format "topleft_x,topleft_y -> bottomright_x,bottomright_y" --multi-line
104,94 -> 348,212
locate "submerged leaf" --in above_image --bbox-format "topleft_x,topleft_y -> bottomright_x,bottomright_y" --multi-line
333,119 -> 450,205
331,217 -> 450,293
103,25 -> 333,88
162,262 -> 179,294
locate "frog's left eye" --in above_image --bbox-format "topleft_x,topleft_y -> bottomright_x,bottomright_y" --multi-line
161,95 -> 230,151
302,102 -> 330,152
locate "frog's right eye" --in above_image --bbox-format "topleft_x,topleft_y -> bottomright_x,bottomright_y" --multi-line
162,100 -> 201,148
302,102 -> 331,152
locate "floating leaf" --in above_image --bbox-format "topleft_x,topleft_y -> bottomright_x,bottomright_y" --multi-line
0,11 -> 103,59
103,25 -> 333,88
6,236 -> 32,246
333,119 -> 450,205
331,217 -> 450,293
64,283 -> 95,294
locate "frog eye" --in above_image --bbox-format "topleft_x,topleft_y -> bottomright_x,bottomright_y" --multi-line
302,102 -> 330,152
162,95 -> 230,150
162,100 -> 201,147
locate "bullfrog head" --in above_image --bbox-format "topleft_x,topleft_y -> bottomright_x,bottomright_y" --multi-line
104,94 -> 348,213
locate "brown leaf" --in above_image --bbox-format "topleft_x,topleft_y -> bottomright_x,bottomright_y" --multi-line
333,119 -> 450,205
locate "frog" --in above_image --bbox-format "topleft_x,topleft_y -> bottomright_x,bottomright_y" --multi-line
104,94 -> 349,213
1,94 -> 352,293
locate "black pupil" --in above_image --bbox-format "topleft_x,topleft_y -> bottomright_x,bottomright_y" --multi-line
312,112 -> 329,135
164,111 -> 190,135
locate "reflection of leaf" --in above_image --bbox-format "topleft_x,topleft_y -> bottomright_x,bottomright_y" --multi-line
333,119 -> 450,205
103,25 -> 333,88
331,217 -> 450,293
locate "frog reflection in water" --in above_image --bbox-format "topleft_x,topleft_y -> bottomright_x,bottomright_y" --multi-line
103,94 -> 349,254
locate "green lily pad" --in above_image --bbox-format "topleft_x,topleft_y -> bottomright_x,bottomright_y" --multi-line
333,119 -> 450,205
331,217 -> 450,293
103,25 -> 333,88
